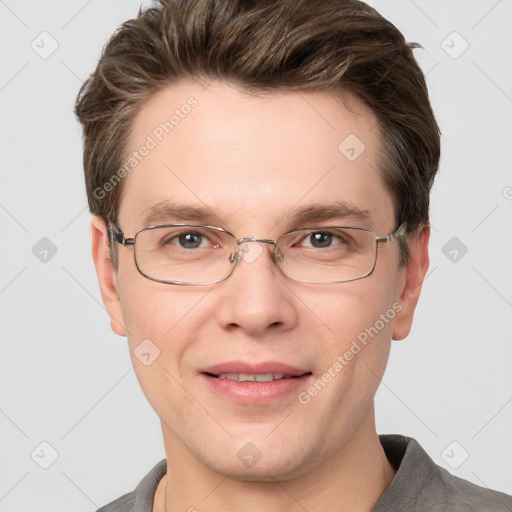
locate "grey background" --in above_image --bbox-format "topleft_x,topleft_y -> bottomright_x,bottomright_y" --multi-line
0,0 -> 511,510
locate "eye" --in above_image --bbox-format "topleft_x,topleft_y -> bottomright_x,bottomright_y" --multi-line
163,230 -> 214,249
300,231 -> 342,249
176,232 -> 206,249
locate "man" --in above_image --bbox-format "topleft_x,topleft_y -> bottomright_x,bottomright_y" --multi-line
75,0 -> 511,510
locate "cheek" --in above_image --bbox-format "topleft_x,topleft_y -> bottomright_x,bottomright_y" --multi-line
306,276 -> 399,343
307,277 -> 400,390
116,278 -> 210,416
115,269 -> 208,380
116,257 -> 205,340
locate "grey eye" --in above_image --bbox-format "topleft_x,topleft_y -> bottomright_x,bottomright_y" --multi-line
177,232 -> 203,248
309,232 -> 334,248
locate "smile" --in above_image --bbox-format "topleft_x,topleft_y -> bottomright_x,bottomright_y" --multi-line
199,363 -> 312,405
214,373 -> 296,382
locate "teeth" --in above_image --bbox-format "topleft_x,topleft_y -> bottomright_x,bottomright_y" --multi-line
217,373 -> 286,382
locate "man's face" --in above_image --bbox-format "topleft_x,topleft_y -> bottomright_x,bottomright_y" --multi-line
93,81 -> 426,480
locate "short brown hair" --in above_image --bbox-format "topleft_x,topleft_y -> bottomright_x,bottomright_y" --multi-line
75,0 -> 440,264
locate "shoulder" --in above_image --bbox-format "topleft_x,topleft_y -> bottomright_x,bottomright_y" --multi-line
439,465 -> 512,511
95,459 -> 167,512
377,435 -> 512,512
96,492 -> 135,512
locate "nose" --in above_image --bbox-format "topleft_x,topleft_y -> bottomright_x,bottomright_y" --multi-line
215,240 -> 299,337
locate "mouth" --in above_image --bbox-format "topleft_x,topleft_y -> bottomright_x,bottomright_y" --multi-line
199,362 -> 312,404
208,372 -> 302,382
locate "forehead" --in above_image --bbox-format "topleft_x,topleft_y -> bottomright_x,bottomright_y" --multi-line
119,81 -> 394,233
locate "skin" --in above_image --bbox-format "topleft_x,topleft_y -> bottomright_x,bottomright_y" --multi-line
91,81 -> 429,512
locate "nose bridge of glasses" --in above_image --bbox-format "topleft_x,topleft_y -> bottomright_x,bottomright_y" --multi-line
230,237 -> 279,265
237,236 -> 276,246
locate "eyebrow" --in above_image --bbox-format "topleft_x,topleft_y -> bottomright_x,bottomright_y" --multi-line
141,200 -> 372,228
142,201 -> 218,226
287,201 -> 371,225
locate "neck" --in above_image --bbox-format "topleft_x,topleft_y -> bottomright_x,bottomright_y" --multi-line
156,407 -> 395,512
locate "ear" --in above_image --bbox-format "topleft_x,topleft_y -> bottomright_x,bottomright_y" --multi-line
392,225 -> 430,341
90,216 -> 127,337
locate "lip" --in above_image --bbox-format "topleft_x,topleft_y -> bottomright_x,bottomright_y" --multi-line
198,361 -> 312,405
199,361 -> 309,377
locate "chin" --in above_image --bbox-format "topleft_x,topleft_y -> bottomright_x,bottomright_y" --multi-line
199,438 -> 312,482
208,458 -> 302,482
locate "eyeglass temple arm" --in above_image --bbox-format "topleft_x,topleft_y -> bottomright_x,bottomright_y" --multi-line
375,223 -> 407,244
108,223 -> 135,246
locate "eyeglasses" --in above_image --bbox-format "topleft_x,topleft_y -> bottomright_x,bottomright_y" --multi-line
109,222 -> 406,285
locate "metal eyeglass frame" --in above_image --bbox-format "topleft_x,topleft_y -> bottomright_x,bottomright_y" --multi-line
109,222 -> 407,286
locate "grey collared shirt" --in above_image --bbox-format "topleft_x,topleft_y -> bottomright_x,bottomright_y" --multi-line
96,435 -> 512,511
